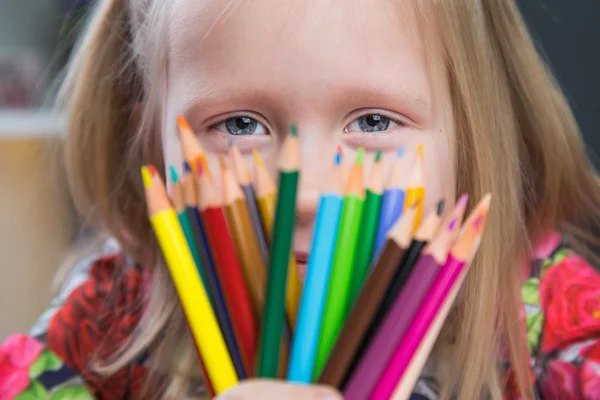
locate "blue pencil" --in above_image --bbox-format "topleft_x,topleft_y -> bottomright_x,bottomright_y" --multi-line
373,147 -> 410,259
288,150 -> 344,383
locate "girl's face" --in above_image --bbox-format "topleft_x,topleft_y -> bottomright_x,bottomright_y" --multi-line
162,0 -> 454,272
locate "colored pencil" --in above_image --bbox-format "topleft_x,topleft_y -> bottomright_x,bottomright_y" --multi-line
220,156 -> 267,316
177,115 -> 212,182
229,139 -> 270,265
335,201 -> 445,389
373,195 -> 491,400
318,203 -> 418,388
344,199 -> 467,400
373,147 -> 409,257
257,126 -> 301,378
314,147 -> 366,378
182,163 -> 215,306
169,166 -> 209,294
253,149 -> 302,329
349,150 -> 384,309
288,149 -> 344,383
142,165 -> 237,393
197,161 -> 258,376
403,145 -> 425,233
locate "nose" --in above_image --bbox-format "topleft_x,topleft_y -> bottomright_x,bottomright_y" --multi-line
293,131 -> 338,250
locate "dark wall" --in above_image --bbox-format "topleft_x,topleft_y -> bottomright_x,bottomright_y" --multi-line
518,0 -> 600,164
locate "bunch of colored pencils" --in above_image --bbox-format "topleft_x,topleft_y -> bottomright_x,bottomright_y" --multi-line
141,116 -> 492,399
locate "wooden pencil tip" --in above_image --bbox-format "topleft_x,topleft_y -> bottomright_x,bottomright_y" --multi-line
219,155 -> 228,170
396,146 -> 405,158
183,161 -> 192,174
417,144 -> 424,159
356,147 -> 365,166
374,150 -> 383,162
289,124 -> 299,137
253,148 -> 264,167
169,165 -> 179,184
141,166 -> 153,188
195,157 -> 204,176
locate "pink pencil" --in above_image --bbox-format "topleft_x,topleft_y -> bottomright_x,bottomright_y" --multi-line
371,195 -> 491,400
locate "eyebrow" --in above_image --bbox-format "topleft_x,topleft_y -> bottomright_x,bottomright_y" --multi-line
180,80 -> 432,125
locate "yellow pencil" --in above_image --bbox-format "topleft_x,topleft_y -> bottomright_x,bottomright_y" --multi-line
404,145 -> 425,233
253,149 -> 302,329
142,165 -> 237,393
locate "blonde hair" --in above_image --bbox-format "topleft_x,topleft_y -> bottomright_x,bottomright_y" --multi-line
59,0 -> 600,398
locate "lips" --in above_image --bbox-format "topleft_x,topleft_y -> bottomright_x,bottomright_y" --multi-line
295,251 -> 309,281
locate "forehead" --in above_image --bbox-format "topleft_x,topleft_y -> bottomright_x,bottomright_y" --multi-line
166,0 -> 434,113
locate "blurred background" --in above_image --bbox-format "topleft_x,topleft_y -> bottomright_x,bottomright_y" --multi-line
0,0 -> 599,339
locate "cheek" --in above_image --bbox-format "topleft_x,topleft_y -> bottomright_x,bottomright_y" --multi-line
422,132 -> 455,214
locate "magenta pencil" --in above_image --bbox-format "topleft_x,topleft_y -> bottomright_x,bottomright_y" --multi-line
344,200 -> 468,400
385,194 -> 491,399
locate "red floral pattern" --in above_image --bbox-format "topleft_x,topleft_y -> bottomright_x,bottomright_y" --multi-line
539,253 -> 600,354
46,254 -> 148,398
2,235 -> 600,399
0,335 -> 43,399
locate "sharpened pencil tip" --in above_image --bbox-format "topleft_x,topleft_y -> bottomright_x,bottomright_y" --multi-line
289,124 -> 299,137
169,165 -> 179,184
183,161 -> 192,174
417,144 -> 424,159
436,199 -> 445,216
374,150 -> 383,163
195,157 -> 204,176
176,115 -> 191,134
335,148 -> 342,166
228,135 -> 234,148
219,155 -> 228,170
456,193 -> 469,209
253,149 -> 264,167
141,166 -> 153,188
396,146 -> 405,158
356,147 -> 365,165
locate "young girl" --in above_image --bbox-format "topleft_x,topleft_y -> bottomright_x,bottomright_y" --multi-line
2,0 -> 600,399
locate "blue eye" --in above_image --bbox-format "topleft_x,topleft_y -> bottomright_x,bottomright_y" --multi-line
345,114 -> 399,133
214,116 -> 268,135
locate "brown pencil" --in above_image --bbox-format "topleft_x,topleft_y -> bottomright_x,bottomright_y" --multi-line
318,203 -> 418,388
220,155 -> 267,316
229,140 -> 270,265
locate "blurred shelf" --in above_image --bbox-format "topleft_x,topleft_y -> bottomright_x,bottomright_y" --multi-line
0,110 -> 64,139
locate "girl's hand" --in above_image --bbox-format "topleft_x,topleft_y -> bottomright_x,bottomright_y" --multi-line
215,380 -> 342,400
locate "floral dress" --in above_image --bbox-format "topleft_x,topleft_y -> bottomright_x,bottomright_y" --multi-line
1,234 -> 599,399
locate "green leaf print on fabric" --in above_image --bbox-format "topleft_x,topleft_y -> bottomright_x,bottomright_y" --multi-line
526,311 -> 544,354
49,387 -> 95,400
541,248 -> 572,277
522,278 -> 540,305
29,350 -> 64,379
15,381 -> 48,400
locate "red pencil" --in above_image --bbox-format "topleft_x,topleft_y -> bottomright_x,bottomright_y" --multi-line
196,160 -> 258,375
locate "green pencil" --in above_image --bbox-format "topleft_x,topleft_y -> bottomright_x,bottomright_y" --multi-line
169,166 -> 211,303
348,150 -> 383,309
314,148 -> 365,378
257,126 -> 301,378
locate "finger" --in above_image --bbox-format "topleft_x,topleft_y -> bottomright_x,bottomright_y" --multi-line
214,380 -> 342,400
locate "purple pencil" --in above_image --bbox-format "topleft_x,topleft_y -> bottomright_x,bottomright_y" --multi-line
344,200 -> 467,400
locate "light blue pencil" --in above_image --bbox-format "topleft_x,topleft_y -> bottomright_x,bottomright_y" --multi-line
287,150 -> 344,383
373,147 -> 409,258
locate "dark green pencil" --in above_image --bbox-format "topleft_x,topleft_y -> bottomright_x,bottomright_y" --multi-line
257,126 -> 301,378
